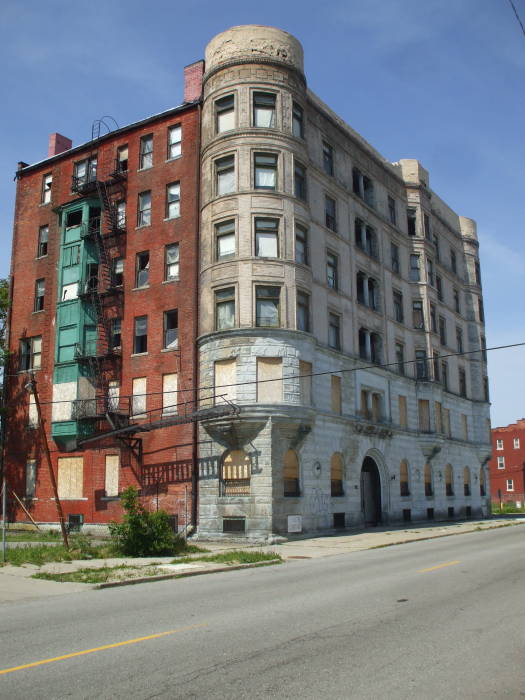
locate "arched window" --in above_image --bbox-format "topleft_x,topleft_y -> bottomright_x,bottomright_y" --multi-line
445,464 -> 454,496
222,450 -> 251,496
424,463 -> 433,497
283,449 -> 300,497
463,467 -> 471,497
480,467 -> 486,497
331,453 -> 344,497
400,460 -> 410,496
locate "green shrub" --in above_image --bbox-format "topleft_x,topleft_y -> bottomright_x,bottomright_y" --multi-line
109,487 -> 181,557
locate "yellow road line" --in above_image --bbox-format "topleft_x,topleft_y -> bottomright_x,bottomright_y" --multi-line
0,623 -> 206,676
418,560 -> 461,573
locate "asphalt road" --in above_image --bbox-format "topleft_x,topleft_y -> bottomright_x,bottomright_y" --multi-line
1,526 -> 524,699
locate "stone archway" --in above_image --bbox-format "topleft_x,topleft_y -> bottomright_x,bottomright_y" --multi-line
361,456 -> 382,525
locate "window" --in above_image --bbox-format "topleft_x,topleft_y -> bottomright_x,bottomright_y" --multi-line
497,455 -> 505,469
216,94 -> 235,133
292,102 -> 304,138
111,318 -> 122,349
254,153 -> 277,190
215,359 -> 237,405
42,173 -> 52,204
483,376 -> 489,402
371,333 -> 382,364
424,464 -> 433,497
439,316 -> 447,345
216,155 -> 235,195
331,376 -> 342,414
331,454 -> 344,496
430,304 -> 437,333
72,157 -> 97,190
116,145 -> 128,172
395,343 -> 405,375
295,223 -> 308,265
390,242 -> 400,274
480,467 -> 486,497
419,399 -> 430,432
450,248 -> 457,274
105,455 -> 120,498
253,91 -> 276,128
112,257 -> 124,287
433,351 -> 440,382
328,313 -> 340,350
478,298 -> 485,323
222,450 -> 251,496
353,168 -> 374,206
456,326 -> 463,353
322,142 -> 334,176
325,196 -> 337,231
162,373 -> 178,415
445,465 -> 454,496
37,225 -> 48,257
34,278 -> 45,312
137,191 -> 151,227
415,350 -> 428,380
255,218 -> 278,257
25,459 -> 37,499
424,213 -> 431,239
458,367 -> 467,397
409,254 -> 420,281
441,361 -> 448,390
427,258 -> 434,286
496,439 -> 503,450
256,357 -> 282,402
398,395 -> 408,428
166,182 -> 180,219
452,288 -> 460,314
135,251 -> 149,288
109,382 -> 121,413
412,300 -> 424,329
163,310 -> 178,349
296,291 -> 310,332
299,361 -> 312,406
393,291 -> 404,323
481,335 -> 487,363
132,377 -> 146,417
514,438 -> 520,449
475,261 -> 481,286
139,134 -> 153,169
283,449 -> 300,497
462,414 -> 468,441
167,125 -> 181,159
216,221 -> 235,260
133,316 -> 148,354
326,251 -> 338,290
434,400 -> 442,432
256,286 -> 280,327
506,479 -> 514,492
116,200 -> 126,229
407,207 -> 417,236
294,161 -> 307,200
433,233 -> 440,261
165,243 -> 180,281
388,196 -> 397,225
57,457 -> 83,499
355,219 -> 378,259
443,408 -> 451,437
400,461 -> 409,496
215,287 -> 235,330
436,275 -> 443,301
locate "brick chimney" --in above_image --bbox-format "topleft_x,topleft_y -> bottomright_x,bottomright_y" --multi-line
183,60 -> 204,103
48,133 -> 72,157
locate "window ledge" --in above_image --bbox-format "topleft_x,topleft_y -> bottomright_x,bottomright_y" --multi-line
35,255 -> 48,261
161,347 -> 179,353
32,310 -> 45,315
130,352 -> 148,358
100,496 -> 120,502
135,224 -> 151,231
137,167 -> 153,173
51,497 -> 88,501
162,279 -> 179,285
39,202 -> 52,208
166,155 -> 182,163
163,216 -> 181,222
132,286 -> 150,291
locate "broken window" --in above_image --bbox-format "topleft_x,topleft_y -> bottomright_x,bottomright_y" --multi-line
294,161 -> 307,200
133,316 -> 148,354
393,291 -> 404,323
409,254 -> 420,281
322,141 -> 334,176
20,336 -> 42,371
328,313 -> 341,350
355,218 -> 378,258
331,453 -> 344,496
326,251 -> 338,289
412,300 -> 424,329
256,286 -> 280,327
439,316 -> 447,345
295,223 -> 308,265
388,196 -> 397,225
390,242 -> 400,274
415,350 -> 428,380
139,134 -> 153,169
163,309 -> 178,349
296,290 -> 310,332
34,278 -> 45,312
325,195 -> 337,231
396,343 -> 405,375
353,167 -> 374,206
111,318 -> 122,350
42,173 -> 52,204
135,251 -> 149,288
166,182 -> 180,219
37,225 -> 48,257
165,243 -> 179,280
73,157 -> 97,188
116,145 -> 128,172
407,207 -> 417,236
137,191 -> 151,227
116,200 -> 126,229
292,102 -> 304,138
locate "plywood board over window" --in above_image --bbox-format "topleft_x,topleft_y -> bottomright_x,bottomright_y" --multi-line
57,457 -> 83,499
215,358 -> 236,405
398,395 -> 407,428
257,357 -> 282,403
331,375 -> 342,414
105,455 -> 119,497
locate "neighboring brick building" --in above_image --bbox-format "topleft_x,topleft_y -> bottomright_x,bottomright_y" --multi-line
4,64 -> 204,530
489,420 -> 525,505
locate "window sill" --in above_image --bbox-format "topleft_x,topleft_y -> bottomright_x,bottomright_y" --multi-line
162,279 -> 179,285
166,155 -> 182,163
135,224 -> 151,231
137,167 -> 153,173
52,497 -> 88,501
132,286 -> 149,291
131,414 -> 147,419
163,216 -> 181,222
100,496 -> 120,501
39,202 -> 52,208
35,255 -> 48,261
161,347 -> 179,353
32,310 -> 45,315
130,352 -> 148,357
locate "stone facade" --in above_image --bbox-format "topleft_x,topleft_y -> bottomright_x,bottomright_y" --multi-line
197,25 -> 491,538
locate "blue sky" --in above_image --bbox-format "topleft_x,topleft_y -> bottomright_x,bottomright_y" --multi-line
1,0 -> 524,427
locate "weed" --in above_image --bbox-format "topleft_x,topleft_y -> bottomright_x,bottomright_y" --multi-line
171,550 -> 282,565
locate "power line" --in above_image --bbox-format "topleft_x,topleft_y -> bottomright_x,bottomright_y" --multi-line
507,0 -> 525,37
20,340 -> 525,407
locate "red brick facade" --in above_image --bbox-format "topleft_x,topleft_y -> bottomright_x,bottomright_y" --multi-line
4,102 -> 201,530
489,419 -> 525,504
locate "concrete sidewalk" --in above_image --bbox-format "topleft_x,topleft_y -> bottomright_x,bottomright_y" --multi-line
0,518 -> 523,604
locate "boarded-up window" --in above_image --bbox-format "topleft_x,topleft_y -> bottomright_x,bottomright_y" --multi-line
418,399 -> 430,432
360,389 -> 370,419
26,459 -> 36,498
299,361 -> 312,406
215,358 -> 236,405
105,455 -> 119,497
463,466 -> 471,496
28,395 -> 38,428
400,460 -> 409,496
162,373 -> 178,415
331,375 -> 341,414
222,450 -> 250,495
461,414 -> 468,441
330,453 -> 344,496
398,395 -> 407,428
443,408 -> 451,437
257,357 -> 282,403
445,464 -> 454,496
57,457 -> 83,499
371,393 -> 381,422
424,463 -> 433,497
434,401 -> 442,433
284,449 -> 300,497
132,377 -> 146,416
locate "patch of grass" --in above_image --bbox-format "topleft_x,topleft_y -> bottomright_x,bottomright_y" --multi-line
491,502 -> 525,514
6,530 -> 62,543
32,565 -> 162,585
4,536 -> 118,567
171,550 -> 282,566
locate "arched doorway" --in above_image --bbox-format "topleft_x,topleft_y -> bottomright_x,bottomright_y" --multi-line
361,456 -> 382,525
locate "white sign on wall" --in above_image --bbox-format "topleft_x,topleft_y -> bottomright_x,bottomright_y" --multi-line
288,515 -> 302,533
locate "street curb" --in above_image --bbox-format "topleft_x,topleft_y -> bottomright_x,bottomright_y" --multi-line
94,559 -> 282,589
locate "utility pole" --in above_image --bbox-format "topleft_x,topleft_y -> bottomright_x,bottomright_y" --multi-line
1,477 -> 6,563
26,376 -> 69,549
